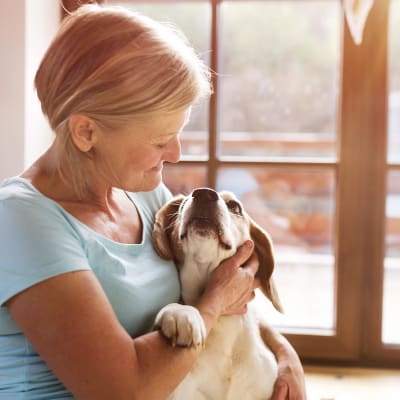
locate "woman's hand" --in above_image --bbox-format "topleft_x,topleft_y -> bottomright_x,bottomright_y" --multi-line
260,324 -> 307,400
196,240 -> 259,326
272,350 -> 307,400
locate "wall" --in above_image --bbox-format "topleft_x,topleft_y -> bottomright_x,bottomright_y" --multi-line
0,0 -> 58,182
25,0 -> 59,167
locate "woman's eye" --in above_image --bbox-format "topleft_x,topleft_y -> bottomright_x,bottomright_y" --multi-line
226,200 -> 242,215
156,143 -> 168,149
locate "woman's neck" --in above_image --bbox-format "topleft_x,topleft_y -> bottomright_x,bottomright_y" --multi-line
21,145 -> 114,209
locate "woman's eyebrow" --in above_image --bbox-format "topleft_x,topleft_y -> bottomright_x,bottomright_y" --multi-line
157,130 -> 181,138
157,131 -> 180,139
156,114 -> 190,138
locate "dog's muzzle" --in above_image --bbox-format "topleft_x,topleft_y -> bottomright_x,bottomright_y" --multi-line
179,188 -> 232,250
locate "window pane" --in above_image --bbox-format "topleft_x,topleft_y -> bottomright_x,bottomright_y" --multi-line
216,167 -> 335,331
163,164 -> 207,196
219,1 -> 341,159
388,0 -> 400,164
111,1 -> 210,157
383,170 -> 400,344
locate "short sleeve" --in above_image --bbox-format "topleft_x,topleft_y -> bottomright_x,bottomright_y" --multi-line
0,196 -> 91,307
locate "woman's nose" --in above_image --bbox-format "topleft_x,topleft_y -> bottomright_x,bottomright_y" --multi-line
164,136 -> 181,164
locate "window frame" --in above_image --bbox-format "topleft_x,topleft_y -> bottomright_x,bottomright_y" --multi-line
63,0 -> 400,367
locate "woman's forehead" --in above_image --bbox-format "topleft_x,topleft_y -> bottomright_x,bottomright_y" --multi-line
140,109 -> 191,135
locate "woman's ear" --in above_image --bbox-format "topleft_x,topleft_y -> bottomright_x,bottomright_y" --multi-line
68,115 -> 97,152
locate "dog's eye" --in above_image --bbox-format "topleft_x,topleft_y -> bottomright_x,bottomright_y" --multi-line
226,200 -> 242,215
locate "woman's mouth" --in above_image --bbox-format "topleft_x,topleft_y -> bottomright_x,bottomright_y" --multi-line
151,163 -> 163,172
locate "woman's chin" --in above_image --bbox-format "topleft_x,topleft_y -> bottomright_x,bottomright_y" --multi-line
121,169 -> 163,193
138,172 -> 163,192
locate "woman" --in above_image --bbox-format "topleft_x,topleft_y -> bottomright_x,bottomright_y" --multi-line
0,4 -> 306,399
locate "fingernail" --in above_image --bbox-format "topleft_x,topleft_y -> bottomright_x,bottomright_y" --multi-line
245,240 -> 253,249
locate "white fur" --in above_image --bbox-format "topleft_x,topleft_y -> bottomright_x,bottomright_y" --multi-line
161,305 -> 277,400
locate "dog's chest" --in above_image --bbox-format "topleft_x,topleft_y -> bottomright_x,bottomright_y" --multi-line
168,311 -> 278,400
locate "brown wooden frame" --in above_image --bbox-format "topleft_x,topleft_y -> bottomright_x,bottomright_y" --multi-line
62,0 -> 400,367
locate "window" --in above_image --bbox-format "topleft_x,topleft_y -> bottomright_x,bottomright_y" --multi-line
69,0 -> 400,367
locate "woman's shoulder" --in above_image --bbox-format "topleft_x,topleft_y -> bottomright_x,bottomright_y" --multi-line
1,176 -> 37,198
0,176 -> 47,209
0,176 -> 59,214
0,177 -> 80,238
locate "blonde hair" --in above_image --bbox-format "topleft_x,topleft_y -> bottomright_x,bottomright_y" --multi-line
35,4 -> 212,198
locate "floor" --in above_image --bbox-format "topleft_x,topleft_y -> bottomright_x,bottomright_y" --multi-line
304,366 -> 400,400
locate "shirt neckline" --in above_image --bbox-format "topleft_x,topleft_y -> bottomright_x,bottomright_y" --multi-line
6,176 -> 146,248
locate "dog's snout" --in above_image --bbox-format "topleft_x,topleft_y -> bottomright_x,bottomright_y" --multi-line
192,188 -> 218,202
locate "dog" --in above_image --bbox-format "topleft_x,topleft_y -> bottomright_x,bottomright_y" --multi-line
152,187 -> 284,400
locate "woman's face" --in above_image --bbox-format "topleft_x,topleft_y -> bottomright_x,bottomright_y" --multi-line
93,109 -> 190,192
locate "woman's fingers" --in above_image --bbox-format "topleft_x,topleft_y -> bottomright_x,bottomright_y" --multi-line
241,251 -> 259,276
202,239 -> 261,317
234,240 -> 254,262
272,379 -> 289,400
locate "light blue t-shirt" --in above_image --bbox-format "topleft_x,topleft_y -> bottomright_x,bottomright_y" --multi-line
0,177 -> 180,399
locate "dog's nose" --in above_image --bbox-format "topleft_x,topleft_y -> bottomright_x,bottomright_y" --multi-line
192,188 -> 218,202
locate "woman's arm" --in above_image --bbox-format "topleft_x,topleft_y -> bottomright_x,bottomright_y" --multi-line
259,324 -> 307,400
7,241 -> 257,400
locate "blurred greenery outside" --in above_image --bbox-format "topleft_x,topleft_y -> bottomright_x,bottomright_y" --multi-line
113,1 -> 399,336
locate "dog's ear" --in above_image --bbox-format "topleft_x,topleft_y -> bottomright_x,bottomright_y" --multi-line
152,195 -> 185,260
249,218 -> 284,313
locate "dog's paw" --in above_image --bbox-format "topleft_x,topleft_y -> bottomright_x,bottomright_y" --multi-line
154,303 -> 206,348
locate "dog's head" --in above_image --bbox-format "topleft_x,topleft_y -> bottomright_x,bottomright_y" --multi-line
152,188 -> 283,312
